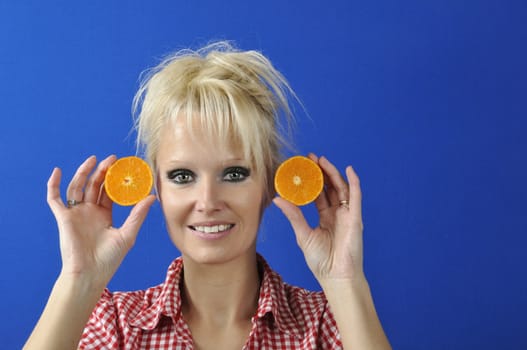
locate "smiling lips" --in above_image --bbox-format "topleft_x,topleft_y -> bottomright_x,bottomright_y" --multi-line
190,224 -> 235,234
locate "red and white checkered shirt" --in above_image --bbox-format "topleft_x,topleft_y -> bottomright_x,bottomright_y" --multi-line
78,255 -> 342,349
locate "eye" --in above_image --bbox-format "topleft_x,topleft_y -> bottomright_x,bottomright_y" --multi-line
223,166 -> 250,182
167,169 -> 195,184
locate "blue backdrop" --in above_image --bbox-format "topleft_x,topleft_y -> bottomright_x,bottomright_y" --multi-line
1,1 -> 526,349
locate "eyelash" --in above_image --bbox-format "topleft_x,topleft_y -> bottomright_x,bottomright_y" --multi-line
223,166 -> 251,182
167,169 -> 195,184
166,167 -> 250,184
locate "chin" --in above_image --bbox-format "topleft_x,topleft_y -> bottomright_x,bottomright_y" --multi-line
181,245 -> 256,267
187,250 -> 232,265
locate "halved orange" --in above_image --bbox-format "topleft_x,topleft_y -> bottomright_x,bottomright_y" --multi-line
104,156 -> 153,206
274,155 -> 324,206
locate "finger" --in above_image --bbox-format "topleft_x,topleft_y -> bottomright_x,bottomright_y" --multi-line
315,156 -> 340,205
119,195 -> 156,247
99,186 -> 113,209
84,155 -> 116,203
319,156 -> 349,205
307,153 -> 330,211
66,156 -> 97,202
346,165 -> 363,221
47,167 -> 65,215
273,196 -> 311,246
325,180 -> 340,205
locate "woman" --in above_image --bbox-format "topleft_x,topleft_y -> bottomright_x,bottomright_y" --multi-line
24,41 -> 391,349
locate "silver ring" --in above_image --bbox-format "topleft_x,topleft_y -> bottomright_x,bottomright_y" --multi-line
339,200 -> 349,208
67,199 -> 81,208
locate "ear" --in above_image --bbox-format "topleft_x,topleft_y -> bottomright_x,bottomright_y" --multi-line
260,184 -> 276,214
154,170 -> 162,202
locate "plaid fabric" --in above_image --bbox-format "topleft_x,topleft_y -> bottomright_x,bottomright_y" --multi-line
78,255 -> 342,349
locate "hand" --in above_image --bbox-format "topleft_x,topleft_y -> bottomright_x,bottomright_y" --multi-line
273,154 -> 364,284
47,155 -> 155,287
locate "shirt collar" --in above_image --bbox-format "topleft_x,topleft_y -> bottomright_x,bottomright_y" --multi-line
129,254 -> 303,338
129,257 -> 184,330
255,255 -> 303,338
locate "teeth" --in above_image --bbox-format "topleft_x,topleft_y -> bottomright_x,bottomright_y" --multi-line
193,224 -> 233,234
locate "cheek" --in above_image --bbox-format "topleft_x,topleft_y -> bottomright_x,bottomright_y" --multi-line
161,202 -> 190,243
236,188 -> 265,221
158,188 -> 187,226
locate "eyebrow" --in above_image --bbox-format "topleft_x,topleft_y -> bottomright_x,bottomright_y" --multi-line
160,160 -> 258,184
164,158 -> 249,167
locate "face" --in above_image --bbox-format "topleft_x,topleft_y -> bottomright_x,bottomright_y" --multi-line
155,118 -> 265,265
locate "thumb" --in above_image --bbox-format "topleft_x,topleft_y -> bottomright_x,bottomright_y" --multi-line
120,195 -> 156,246
273,197 -> 311,245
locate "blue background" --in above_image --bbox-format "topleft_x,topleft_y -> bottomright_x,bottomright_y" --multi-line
1,1 -> 526,348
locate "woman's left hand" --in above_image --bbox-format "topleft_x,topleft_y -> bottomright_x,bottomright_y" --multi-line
273,154 -> 364,284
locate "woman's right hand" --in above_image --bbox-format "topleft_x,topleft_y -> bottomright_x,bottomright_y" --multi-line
47,155 -> 156,288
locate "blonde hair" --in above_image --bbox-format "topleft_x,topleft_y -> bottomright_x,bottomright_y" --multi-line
133,41 -> 297,203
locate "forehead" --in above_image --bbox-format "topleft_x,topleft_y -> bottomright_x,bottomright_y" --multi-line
156,118 -> 245,163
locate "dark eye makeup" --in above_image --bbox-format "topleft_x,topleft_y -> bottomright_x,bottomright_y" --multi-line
166,169 -> 195,184
223,166 -> 251,182
166,166 -> 251,184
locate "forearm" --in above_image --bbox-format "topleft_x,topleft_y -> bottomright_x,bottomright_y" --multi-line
321,276 -> 391,350
24,273 -> 104,350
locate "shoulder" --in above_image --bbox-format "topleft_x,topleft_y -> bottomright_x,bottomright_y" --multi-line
90,286 -> 157,322
273,272 -> 331,323
78,286 -> 162,349
82,283 -> 164,333
80,258 -> 183,348
91,257 -> 183,323
258,258 -> 342,347
283,282 -> 328,313
259,257 -> 333,328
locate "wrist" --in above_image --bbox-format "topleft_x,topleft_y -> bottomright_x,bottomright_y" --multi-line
24,270 -> 106,350
319,270 -> 367,289
319,274 -> 371,300
320,275 -> 392,350
57,270 -> 107,297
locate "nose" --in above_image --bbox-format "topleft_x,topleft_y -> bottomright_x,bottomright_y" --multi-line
195,176 -> 224,213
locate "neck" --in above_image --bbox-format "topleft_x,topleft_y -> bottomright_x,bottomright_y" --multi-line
180,252 -> 261,327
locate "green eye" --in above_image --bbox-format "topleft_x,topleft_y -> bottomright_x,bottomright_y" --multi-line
167,169 -> 195,184
223,167 -> 250,182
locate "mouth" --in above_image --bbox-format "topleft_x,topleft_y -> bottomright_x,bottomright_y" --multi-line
189,224 -> 235,234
